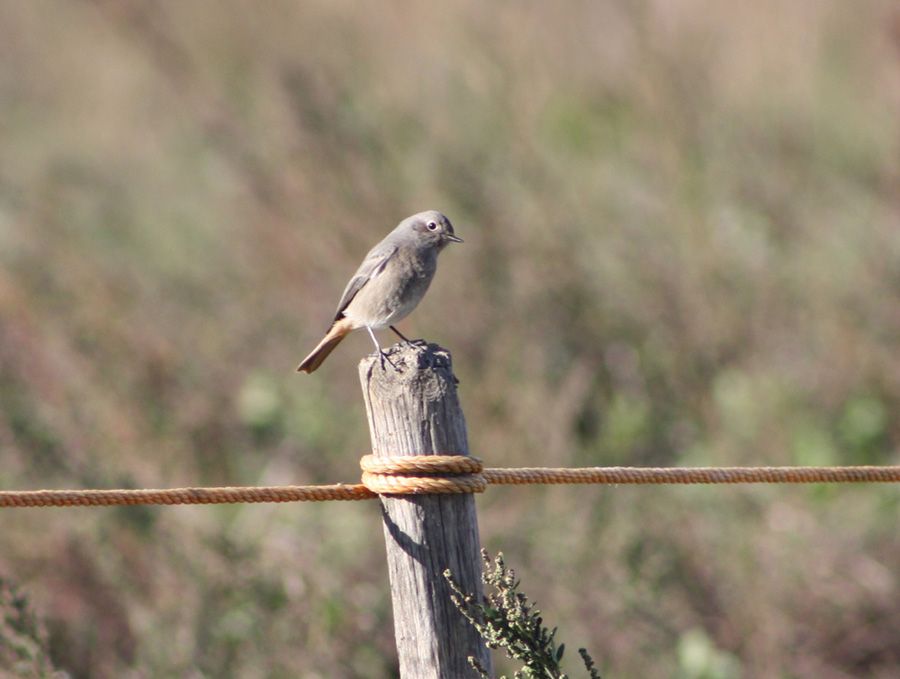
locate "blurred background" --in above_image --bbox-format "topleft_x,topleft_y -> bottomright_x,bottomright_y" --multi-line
1,0 -> 899,676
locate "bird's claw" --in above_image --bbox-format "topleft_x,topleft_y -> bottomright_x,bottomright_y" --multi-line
378,349 -> 401,372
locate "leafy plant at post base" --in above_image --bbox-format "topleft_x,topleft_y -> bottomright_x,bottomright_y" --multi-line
0,578 -> 60,677
445,550 -> 602,679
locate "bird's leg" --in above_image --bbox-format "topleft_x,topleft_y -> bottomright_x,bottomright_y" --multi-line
390,325 -> 427,348
366,326 -> 398,371
389,325 -> 434,368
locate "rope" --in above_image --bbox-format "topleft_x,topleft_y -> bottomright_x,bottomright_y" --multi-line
482,465 -> 900,485
2,458 -> 899,507
360,454 -> 488,495
0,484 -> 375,507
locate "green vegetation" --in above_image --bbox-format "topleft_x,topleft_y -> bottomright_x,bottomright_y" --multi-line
1,1 -> 899,676
0,579 -> 58,678
446,551 -> 602,679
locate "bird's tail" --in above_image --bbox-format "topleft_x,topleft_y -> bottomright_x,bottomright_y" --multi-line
296,319 -> 354,373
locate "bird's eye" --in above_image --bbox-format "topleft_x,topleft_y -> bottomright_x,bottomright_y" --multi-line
427,221 -> 438,231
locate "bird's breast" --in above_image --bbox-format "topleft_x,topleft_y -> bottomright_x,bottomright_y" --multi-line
342,252 -> 437,328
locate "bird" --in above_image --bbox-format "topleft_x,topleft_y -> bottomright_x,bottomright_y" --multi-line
296,210 -> 462,373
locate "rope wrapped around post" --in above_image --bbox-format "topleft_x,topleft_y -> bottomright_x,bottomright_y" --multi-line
359,454 -> 487,495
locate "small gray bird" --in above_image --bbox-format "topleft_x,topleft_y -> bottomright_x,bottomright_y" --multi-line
297,210 -> 462,373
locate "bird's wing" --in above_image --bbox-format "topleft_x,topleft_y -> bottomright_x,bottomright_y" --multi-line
332,243 -> 398,322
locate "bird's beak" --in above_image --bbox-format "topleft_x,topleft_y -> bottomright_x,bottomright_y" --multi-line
446,233 -> 464,243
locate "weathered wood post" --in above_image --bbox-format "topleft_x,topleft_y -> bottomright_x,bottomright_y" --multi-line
359,343 -> 491,678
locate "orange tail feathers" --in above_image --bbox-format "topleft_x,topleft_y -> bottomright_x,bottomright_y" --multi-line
296,319 -> 354,373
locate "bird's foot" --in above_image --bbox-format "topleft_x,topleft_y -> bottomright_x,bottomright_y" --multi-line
378,348 -> 401,372
405,338 -> 429,356
389,325 -> 427,350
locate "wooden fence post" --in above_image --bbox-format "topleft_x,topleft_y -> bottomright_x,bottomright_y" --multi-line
359,343 -> 492,678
